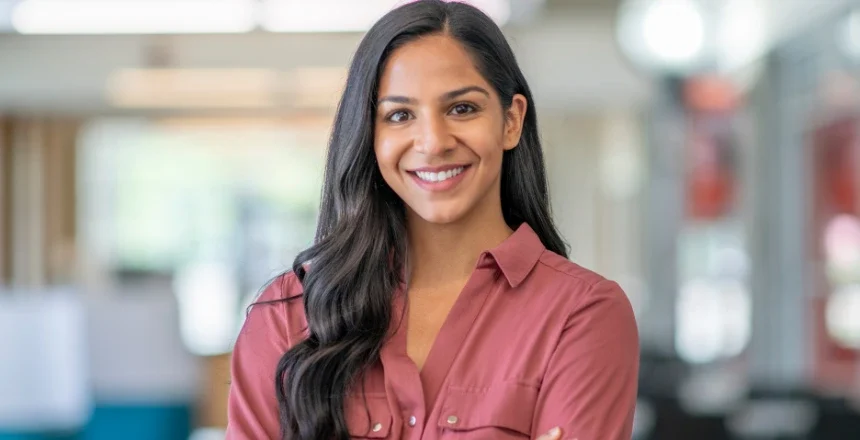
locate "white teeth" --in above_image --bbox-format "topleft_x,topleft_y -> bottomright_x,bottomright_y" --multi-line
415,166 -> 465,183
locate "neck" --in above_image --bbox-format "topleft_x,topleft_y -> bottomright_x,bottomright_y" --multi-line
406,209 -> 513,288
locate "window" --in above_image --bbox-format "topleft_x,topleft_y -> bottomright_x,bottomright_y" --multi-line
78,116 -> 329,355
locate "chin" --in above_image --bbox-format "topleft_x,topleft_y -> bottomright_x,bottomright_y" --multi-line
412,205 -> 468,225
418,212 -> 463,225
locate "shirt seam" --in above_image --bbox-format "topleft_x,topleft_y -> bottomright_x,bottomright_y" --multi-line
445,381 -> 541,393
533,256 -> 614,335
534,254 -> 606,289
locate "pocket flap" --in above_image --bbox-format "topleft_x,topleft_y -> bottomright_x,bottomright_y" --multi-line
437,383 -> 538,435
346,394 -> 393,438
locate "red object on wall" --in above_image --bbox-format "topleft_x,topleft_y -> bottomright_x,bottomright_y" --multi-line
813,117 -> 858,214
809,114 -> 860,392
682,77 -> 740,220
684,76 -> 741,113
685,129 -> 737,219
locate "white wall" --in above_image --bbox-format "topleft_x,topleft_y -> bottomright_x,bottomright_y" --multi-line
540,110 -> 646,314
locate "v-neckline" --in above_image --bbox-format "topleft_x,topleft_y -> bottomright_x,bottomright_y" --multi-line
406,284 -> 464,373
387,266 -> 499,410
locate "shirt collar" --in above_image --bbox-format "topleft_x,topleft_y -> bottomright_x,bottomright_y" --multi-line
483,222 -> 546,288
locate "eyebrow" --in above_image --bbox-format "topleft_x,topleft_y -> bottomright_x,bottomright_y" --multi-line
377,85 -> 491,105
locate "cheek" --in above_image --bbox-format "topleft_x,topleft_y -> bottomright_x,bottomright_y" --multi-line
374,139 -> 404,182
470,131 -> 506,165
464,115 -> 505,153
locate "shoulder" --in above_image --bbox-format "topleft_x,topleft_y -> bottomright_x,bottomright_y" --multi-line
535,251 -> 607,288
253,270 -> 304,304
533,251 -> 637,333
241,271 -> 308,349
228,272 -> 305,438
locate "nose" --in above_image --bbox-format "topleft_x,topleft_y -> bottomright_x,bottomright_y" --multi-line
414,114 -> 455,155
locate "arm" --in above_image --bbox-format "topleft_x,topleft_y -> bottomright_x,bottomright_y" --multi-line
226,276 -> 298,440
532,279 -> 640,440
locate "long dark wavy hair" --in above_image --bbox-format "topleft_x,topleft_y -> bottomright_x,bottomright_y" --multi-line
272,1 -> 568,438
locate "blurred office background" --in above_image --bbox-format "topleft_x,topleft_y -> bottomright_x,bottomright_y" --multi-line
2,0 -> 860,439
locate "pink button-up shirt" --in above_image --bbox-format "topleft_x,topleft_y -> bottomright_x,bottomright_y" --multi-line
227,223 -> 639,439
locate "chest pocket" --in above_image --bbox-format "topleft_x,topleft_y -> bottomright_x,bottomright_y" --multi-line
346,394 -> 393,438
436,383 -> 538,438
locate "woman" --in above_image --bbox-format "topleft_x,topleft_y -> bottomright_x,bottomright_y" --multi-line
227,1 -> 639,439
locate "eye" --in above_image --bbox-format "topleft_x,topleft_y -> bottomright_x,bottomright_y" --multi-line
450,103 -> 477,116
386,110 -> 412,123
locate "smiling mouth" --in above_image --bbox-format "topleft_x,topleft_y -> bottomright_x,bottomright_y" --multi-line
412,166 -> 467,183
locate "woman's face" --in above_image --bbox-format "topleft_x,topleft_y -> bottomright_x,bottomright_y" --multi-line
374,34 -> 527,226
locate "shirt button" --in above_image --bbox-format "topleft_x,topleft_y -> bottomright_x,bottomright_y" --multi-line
447,415 -> 459,425
408,416 -> 417,427
372,423 -> 383,432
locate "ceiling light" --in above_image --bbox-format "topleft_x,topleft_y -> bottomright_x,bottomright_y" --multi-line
12,0 -> 256,35
716,0 -> 767,71
260,0 -> 510,33
641,0 -> 705,66
839,9 -> 860,61
617,0 -> 708,74
260,0 -> 393,33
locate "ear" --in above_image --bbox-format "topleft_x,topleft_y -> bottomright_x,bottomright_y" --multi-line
503,94 -> 528,151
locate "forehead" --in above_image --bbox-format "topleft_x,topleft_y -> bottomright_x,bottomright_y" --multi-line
378,34 -> 489,95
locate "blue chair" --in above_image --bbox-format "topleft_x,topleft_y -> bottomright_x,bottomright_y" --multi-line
82,289 -> 198,440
